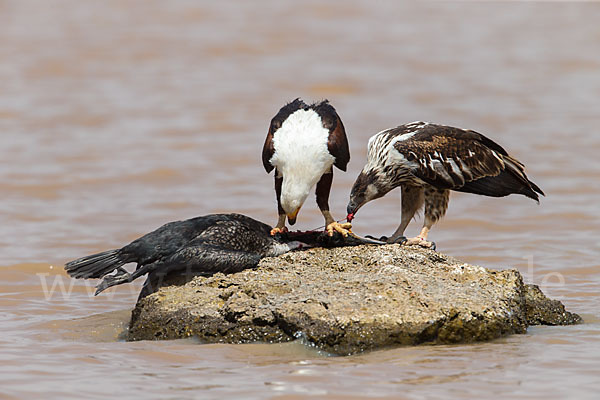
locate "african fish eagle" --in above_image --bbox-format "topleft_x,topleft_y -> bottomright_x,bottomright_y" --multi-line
262,99 -> 352,236
346,121 -> 544,248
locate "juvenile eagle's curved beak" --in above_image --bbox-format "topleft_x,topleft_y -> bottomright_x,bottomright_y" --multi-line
346,200 -> 362,221
287,207 -> 300,225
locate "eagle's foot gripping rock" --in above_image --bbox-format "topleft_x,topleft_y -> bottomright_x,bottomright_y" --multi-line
403,236 -> 436,250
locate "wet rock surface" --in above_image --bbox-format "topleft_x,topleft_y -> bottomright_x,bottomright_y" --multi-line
127,245 -> 581,355
524,284 -> 583,326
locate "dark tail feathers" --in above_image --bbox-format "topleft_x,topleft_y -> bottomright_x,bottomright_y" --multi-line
458,169 -> 544,202
65,249 -> 125,279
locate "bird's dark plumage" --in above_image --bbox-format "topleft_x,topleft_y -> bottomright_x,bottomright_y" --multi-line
347,122 -> 544,247
312,100 -> 351,171
65,213 -> 302,297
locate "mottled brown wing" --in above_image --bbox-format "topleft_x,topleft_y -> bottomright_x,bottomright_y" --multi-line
262,124 -> 275,173
328,116 -> 350,171
394,125 -> 506,189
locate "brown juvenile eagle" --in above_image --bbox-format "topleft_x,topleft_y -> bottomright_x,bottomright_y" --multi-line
262,99 -> 352,236
346,121 -> 544,248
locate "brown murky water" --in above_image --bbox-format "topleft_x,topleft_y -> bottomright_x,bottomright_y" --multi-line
1,1 -> 599,398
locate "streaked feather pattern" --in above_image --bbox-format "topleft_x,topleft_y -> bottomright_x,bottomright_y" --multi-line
367,122 -> 544,201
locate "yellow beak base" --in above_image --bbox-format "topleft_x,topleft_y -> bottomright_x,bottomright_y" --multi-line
287,208 -> 300,225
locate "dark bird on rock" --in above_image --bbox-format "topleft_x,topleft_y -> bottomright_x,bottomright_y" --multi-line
346,122 -> 544,248
262,98 -> 352,237
65,213 -> 304,298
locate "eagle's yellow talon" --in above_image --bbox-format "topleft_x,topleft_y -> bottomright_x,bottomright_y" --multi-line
270,227 -> 288,236
326,222 -> 352,237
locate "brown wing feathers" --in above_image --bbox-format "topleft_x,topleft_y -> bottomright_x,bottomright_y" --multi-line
327,117 -> 350,171
262,125 -> 275,173
395,124 -> 544,200
313,100 -> 350,171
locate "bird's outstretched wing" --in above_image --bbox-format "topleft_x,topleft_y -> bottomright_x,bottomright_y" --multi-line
392,124 -> 543,200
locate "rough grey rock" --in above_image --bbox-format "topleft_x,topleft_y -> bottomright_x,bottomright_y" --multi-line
127,244 -> 581,355
524,284 -> 583,326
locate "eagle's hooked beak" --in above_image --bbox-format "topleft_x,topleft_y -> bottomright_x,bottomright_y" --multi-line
287,207 -> 300,225
346,200 -> 362,221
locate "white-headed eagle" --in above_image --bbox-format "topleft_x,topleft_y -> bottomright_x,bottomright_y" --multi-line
262,99 -> 352,236
346,122 -> 544,248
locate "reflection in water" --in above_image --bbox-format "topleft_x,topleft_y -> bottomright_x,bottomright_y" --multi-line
1,0 -> 599,399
